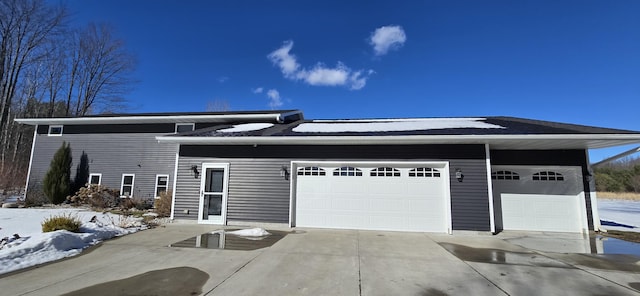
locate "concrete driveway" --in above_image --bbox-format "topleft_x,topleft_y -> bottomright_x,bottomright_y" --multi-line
0,224 -> 639,296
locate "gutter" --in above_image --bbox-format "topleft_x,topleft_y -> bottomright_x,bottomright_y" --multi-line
14,112 -> 293,125
591,145 -> 640,167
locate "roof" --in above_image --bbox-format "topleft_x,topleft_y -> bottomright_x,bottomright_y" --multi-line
14,110 -> 302,125
156,116 -> 640,150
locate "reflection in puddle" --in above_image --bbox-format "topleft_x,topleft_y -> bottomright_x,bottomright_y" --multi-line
594,235 -> 640,257
440,242 -> 640,272
169,229 -> 288,251
61,267 -> 209,296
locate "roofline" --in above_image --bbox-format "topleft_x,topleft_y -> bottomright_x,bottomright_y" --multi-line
14,111 -> 301,125
155,134 -> 640,149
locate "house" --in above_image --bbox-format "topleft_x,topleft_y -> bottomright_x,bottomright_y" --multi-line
16,111 -> 640,234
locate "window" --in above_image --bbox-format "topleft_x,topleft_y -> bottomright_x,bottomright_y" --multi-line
297,167 -> 326,176
120,174 -> 135,197
154,175 -> 169,198
370,167 -> 400,177
48,125 -> 63,136
491,170 -> 520,180
533,171 -> 564,181
333,166 -> 362,176
409,167 -> 441,177
89,173 -> 102,185
175,123 -> 195,133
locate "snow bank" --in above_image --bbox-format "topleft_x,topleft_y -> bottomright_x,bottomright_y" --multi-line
227,228 -> 270,237
292,118 -> 504,133
0,208 -> 143,275
598,199 -> 640,233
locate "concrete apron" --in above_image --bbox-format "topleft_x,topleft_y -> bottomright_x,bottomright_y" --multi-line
0,225 -> 638,296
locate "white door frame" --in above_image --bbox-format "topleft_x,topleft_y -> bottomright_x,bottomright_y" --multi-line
198,163 -> 230,225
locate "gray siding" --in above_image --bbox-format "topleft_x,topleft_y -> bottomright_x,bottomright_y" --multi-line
28,131 -> 177,200
177,144 -> 492,230
174,157 -> 290,222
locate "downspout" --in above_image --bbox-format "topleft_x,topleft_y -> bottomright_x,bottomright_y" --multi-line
169,150 -> 179,220
586,150 -> 603,232
485,144 -> 496,234
23,126 -> 38,200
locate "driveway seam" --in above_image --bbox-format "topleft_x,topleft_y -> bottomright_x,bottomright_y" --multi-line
357,230 -> 362,296
203,251 -> 265,295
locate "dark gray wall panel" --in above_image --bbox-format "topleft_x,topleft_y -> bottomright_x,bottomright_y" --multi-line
490,149 -> 593,230
36,124 -> 175,134
28,133 -> 177,200
449,159 -> 491,231
174,157 -> 290,222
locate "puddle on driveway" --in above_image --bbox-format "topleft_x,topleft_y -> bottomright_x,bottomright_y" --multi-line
61,267 -> 208,296
169,229 -> 288,251
594,235 -> 640,257
440,243 -> 640,272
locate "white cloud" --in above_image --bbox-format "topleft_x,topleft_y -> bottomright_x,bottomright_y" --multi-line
370,25 -> 406,56
218,76 -> 229,83
252,87 -> 264,94
267,41 -> 371,90
266,89 -> 283,109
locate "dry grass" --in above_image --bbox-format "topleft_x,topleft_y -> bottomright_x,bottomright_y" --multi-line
596,191 -> 640,201
601,230 -> 640,243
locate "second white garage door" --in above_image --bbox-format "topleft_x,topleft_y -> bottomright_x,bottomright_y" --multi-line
292,161 -> 451,233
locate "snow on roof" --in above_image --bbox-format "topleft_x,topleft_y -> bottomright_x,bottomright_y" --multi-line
217,123 -> 274,133
292,118 -> 504,133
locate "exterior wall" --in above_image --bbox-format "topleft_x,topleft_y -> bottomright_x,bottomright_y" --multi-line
28,125 -> 178,200
490,149 -> 594,230
177,144 -> 492,231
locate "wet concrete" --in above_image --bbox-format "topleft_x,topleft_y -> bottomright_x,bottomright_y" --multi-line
419,288 -> 450,296
441,242 -> 640,273
60,267 -> 209,296
168,229 -> 288,251
630,282 -> 640,291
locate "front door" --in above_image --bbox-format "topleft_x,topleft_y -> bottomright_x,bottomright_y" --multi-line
199,163 -> 229,224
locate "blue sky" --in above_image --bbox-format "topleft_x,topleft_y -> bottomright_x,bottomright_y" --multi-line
65,0 -> 639,162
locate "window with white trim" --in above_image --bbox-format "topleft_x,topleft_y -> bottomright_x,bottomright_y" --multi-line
175,123 -> 195,133
155,175 -> 169,198
297,167 -> 326,176
333,166 -> 362,176
491,170 -> 520,180
89,173 -> 102,185
409,167 -> 441,177
120,174 -> 135,197
532,171 -> 564,181
48,125 -> 63,136
370,167 -> 400,177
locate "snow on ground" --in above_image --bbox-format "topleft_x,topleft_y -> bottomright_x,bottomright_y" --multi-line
226,228 -> 270,237
598,199 -> 640,233
292,118 -> 504,133
0,208 -> 146,275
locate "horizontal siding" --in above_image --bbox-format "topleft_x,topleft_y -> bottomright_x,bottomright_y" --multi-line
174,157 -> 290,222
449,159 -> 491,231
28,132 -> 177,200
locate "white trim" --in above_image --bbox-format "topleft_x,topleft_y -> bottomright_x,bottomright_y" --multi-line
198,163 -> 230,225
585,149 -> 602,231
290,160 -> 452,234
89,173 -> 102,185
120,174 -> 135,197
154,174 -> 170,199
485,144 -> 496,233
170,152 -> 179,220
175,123 -> 195,133
47,125 -> 63,136
23,127 -> 38,199
15,112 -> 292,125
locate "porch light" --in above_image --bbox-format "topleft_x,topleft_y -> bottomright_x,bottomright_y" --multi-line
191,165 -> 200,179
455,169 -> 464,182
280,166 -> 290,180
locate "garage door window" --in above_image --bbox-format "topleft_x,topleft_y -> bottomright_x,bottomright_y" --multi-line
492,170 -> 520,180
370,167 -> 400,177
409,167 -> 440,177
297,166 -> 326,176
532,171 -> 564,181
333,166 -> 362,176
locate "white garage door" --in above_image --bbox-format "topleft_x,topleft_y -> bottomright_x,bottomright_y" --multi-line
491,166 -> 588,233
293,162 -> 451,233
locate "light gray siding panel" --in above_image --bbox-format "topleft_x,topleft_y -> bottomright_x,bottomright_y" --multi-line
29,132 -> 177,200
174,157 -> 290,222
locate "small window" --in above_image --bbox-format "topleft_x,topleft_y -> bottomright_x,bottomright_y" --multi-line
297,167 -> 326,176
175,123 -> 195,133
48,125 -> 63,136
89,173 -> 102,185
491,171 -> 520,180
155,174 -> 169,198
120,174 -> 135,197
533,171 -> 564,181
333,166 -> 362,176
409,167 -> 441,177
370,167 -> 400,177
